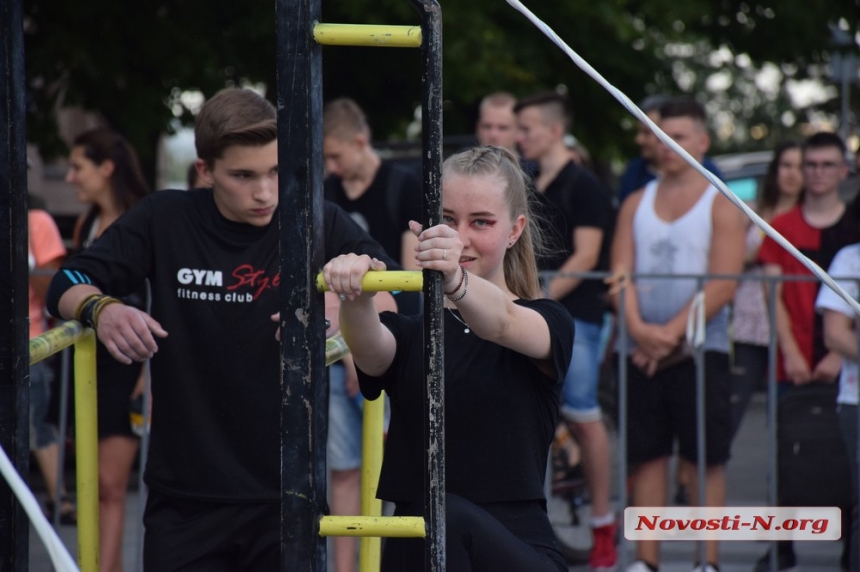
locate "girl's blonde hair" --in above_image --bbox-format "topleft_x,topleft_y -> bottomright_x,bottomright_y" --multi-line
442,146 -> 545,299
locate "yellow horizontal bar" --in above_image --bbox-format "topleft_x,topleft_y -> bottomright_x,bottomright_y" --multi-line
325,334 -> 350,366
316,270 -> 423,293
29,321 -> 88,365
313,23 -> 422,48
319,516 -> 426,538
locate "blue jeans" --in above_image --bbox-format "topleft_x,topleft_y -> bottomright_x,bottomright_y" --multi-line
561,318 -> 604,423
326,363 -> 364,471
29,361 -> 57,450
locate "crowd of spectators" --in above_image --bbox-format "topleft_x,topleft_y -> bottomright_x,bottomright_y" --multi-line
24,87 -> 860,572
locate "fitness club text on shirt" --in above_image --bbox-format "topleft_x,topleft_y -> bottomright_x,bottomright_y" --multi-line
175,265 -> 278,303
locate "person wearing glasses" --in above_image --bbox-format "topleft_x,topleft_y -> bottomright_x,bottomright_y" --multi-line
756,131 -> 858,571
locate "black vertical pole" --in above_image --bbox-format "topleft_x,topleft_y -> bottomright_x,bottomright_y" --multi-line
410,1 -> 444,570
0,0 -> 29,570
693,280 -> 706,564
616,286 -> 628,571
277,0 -> 327,570
855,280 -> 860,572
766,275 -> 779,572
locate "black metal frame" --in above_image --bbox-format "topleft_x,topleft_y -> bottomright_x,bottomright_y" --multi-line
0,0 -> 30,569
276,1 -> 444,569
277,0 -> 328,570
409,2 -> 445,571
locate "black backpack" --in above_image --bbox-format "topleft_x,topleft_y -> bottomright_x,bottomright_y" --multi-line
777,384 -> 853,507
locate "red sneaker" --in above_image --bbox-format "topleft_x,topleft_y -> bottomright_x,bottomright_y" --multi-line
589,522 -> 618,571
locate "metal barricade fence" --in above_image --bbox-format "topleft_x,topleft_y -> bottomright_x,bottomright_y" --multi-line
532,269 -> 860,571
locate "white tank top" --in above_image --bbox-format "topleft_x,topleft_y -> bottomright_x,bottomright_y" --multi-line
631,179 -> 729,353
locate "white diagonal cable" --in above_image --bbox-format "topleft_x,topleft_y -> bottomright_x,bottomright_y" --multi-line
0,444 -> 79,571
506,0 -> 860,317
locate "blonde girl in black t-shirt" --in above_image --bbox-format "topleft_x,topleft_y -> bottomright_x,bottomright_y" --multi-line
324,146 -> 575,572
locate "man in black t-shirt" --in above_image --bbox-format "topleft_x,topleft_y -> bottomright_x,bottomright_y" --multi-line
46,88 -> 396,571
516,92 -> 617,570
323,98 -> 422,274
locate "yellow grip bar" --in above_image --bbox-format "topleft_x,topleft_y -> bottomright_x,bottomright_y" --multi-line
29,321 -> 87,365
313,23 -> 422,48
319,515 -> 426,538
316,270 -> 423,293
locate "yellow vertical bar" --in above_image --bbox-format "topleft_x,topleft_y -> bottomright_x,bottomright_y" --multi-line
74,330 -> 99,572
358,392 -> 385,572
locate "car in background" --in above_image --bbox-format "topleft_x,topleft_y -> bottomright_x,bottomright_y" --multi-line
712,150 -> 773,204
713,149 -> 860,206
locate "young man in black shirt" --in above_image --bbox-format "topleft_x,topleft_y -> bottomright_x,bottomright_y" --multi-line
323,97 -> 422,276
47,88 -> 395,570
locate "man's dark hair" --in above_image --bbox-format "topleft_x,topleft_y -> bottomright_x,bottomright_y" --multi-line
658,97 -> 707,124
803,131 -> 846,158
514,92 -> 572,132
640,94 -> 669,114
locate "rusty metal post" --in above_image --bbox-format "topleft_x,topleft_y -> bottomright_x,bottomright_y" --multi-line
0,0 -> 29,568
409,1 -> 445,570
277,0 -> 327,569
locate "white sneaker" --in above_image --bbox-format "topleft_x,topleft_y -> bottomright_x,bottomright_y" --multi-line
625,561 -> 656,572
690,564 -> 718,572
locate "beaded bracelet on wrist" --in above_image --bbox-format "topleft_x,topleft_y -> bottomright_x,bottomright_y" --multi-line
443,266 -> 466,296
445,267 -> 469,302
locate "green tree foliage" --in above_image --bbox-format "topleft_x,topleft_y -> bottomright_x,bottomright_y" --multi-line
25,0 -> 277,181
24,0 -> 860,179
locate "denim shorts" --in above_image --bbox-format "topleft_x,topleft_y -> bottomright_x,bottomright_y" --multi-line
29,361 -> 57,450
560,318 -> 605,423
327,363 -> 364,471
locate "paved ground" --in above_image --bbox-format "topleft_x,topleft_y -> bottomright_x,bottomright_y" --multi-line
28,392 -> 846,571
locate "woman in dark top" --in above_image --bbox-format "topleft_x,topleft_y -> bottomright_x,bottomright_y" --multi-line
65,128 -> 150,572
323,146 -> 574,571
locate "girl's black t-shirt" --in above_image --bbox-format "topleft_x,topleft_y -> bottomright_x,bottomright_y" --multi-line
357,298 -> 574,504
